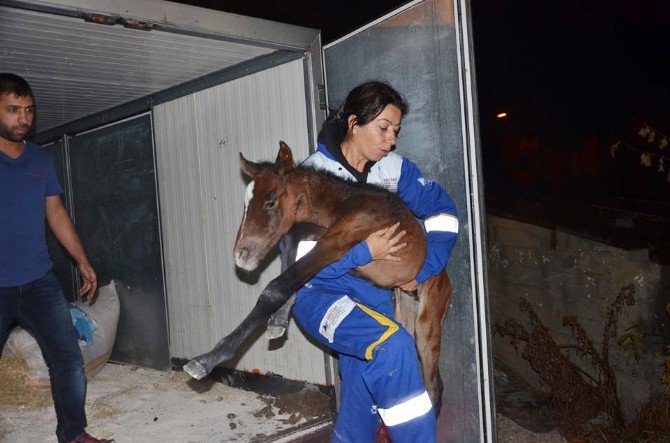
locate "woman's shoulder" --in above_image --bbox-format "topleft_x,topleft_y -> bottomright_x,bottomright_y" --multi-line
302,150 -> 334,168
381,151 -> 405,163
375,151 -> 405,172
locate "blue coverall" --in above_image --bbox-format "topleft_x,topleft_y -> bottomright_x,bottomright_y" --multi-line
292,139 -> 458,442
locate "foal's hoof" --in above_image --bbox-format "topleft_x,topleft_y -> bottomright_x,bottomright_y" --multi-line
183,359 -> 207,380
266,325 -> 287,340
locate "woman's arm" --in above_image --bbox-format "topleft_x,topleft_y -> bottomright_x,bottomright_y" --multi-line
397,158 -> 459,284
299,223 -> 407,280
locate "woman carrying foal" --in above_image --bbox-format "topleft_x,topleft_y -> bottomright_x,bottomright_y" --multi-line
292,82 -> 458,443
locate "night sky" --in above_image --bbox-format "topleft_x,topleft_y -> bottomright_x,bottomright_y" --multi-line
176,0 -> 670,207
474,1 -> 669,129
472,0 -> 670,205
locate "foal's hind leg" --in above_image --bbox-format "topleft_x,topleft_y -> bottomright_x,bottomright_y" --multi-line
414,270 -> 452,416
394,288 -> 418,336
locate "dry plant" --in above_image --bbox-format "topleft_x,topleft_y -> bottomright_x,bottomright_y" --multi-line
494,284 -> 635,433
611,122 -> 670,183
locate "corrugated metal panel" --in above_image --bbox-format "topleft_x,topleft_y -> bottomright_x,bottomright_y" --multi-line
153,96 -> 212,356
0,6 -> 273,133
154,59 -> 328,384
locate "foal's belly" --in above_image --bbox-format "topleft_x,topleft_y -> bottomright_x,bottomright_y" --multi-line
355,259 -> 422,288
353,223 -> 426,288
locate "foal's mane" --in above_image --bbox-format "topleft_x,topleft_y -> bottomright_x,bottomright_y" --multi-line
251,160 -> 394,196
251,161 -> 399,204
294,165 -> 393,196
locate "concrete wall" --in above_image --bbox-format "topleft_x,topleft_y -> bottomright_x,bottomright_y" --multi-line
487,215 -> 670,422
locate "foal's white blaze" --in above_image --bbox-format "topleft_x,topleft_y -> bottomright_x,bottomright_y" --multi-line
236,181 -> 256,270
241,181 -> 255,225
238,181 -> 255,249
244,181 -> 255,209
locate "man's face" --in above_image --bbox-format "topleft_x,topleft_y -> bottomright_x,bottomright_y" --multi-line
0,93 -> 34,142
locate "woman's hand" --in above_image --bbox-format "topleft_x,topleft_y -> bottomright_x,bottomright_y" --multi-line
365,222 -> 407,261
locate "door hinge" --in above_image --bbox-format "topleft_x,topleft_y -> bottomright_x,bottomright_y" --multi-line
317,84 -> 327,111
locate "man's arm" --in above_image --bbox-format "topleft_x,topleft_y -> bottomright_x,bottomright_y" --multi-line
45,195 -> 98,301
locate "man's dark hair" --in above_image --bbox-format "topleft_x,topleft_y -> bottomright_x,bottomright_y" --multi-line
0,73 -> 34,98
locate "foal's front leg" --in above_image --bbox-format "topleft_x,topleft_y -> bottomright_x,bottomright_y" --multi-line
185,225 -> 360,379
266,294 -> 295,339
267,223 -> 325,339
184,239 -> 344,379
183,277 -> 293,379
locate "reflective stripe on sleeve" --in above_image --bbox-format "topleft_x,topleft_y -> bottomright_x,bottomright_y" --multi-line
296,240 -> 317,260
377,391 -> 433,426
424,213 -> 459,233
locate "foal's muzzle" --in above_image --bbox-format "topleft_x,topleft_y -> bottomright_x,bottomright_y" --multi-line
234,246 -> 259,271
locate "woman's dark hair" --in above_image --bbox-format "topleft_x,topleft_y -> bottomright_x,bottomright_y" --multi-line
321,81 -> 408,144
0,73 -> 34,99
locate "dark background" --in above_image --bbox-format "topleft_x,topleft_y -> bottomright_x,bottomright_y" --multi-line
474,1 -> 670,202
175,0 -> 670,258
172,0 -> 409,43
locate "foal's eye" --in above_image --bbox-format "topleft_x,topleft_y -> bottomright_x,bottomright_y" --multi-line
264,200 -> 277,209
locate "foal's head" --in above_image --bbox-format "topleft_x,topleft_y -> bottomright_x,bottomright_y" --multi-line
234,142 -> 298,271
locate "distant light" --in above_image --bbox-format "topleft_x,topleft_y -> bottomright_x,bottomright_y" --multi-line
496,112 -> 508,119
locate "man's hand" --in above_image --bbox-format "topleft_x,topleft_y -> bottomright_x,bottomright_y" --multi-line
366,222 -> 407,261
46,195 -> 98,303
77,261 -> 98,304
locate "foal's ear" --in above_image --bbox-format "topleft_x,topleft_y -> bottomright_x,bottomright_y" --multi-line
275,141 -> 294,175
240,153 -> 261,177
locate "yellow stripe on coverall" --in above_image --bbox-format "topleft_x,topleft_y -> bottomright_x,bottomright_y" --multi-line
355,303 -> 399,360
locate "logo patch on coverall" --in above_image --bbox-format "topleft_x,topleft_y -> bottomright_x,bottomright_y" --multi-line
319,296 -> 356,343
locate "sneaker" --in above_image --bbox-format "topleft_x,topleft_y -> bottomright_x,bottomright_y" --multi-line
67,432 -> 114,443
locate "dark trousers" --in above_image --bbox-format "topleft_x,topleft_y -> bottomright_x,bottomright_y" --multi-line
0,271 -> 87,442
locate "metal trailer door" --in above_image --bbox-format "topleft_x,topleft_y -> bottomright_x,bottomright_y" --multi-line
322,0 -> 493,440
68,114 -> 169,370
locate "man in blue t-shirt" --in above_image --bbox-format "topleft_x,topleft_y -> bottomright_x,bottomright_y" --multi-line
0,73 -> 112,443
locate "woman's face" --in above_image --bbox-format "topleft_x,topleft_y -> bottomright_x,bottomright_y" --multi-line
349,104 -> 402,162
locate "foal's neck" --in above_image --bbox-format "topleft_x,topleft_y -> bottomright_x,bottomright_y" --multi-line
291,169 -> 360,228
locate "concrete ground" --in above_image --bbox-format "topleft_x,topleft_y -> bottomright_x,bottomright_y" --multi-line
0,359 -> 332,443
0,357 -> 566,442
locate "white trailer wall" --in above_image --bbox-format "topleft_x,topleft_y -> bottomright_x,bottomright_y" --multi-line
154,59 -> 328,384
